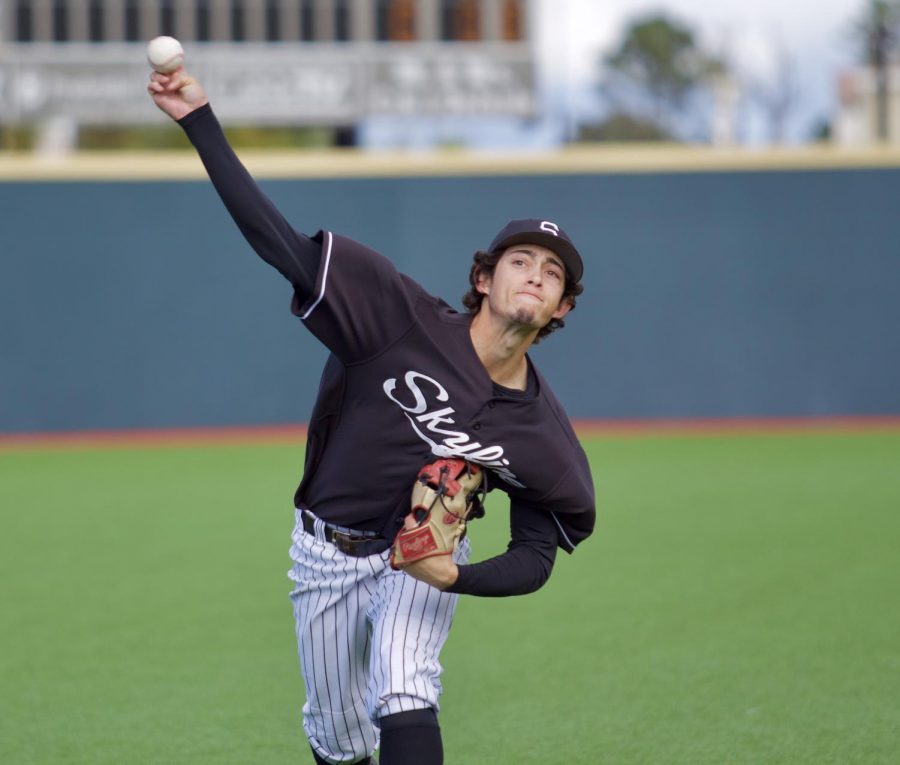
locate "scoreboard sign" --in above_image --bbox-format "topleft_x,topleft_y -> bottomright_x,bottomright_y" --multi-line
0,43 -> 535,125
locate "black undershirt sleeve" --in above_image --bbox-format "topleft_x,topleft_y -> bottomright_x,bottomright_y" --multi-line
446,499 -> 559,597
178,103 -> 320,299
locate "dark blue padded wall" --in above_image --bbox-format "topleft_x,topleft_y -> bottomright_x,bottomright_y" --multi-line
1,166 -> 898,432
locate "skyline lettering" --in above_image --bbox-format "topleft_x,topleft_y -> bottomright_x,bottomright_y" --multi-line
383,371 -> 525,488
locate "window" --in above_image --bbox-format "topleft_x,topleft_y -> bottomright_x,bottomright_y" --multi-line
456,0 -> 480,40
376,0 -> 388,40
441,0 -> 480,42
502,0 -> 522,41
125,0 -> 140,42
300,0 -> 314,41
390,0 -> 415,41
196,0 -> 211,41
52,0 -> 69,42
15,0 -> 33,42
335,0 -> 351,42
440,0 -> 453,41
231,0 -> 246,41
265,0 -> 280,41
160,0 -> 176,37
376,0 -> 415,42
89,0 -> 104,42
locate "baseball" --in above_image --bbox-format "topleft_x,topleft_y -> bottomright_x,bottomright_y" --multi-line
146,36 -> 184,74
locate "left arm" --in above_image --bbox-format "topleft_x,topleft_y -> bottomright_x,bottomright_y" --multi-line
405,500 -> 559,596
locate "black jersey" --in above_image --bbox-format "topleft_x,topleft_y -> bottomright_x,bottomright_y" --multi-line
180,104 -> 595,596
294,230 -> 595,548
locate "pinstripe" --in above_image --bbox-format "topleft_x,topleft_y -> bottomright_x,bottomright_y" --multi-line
412,578 -> 435,701
289,510 -> 465,759
369,570 -> 398,713
319,543 -> 337,749
367,548 -> 468,718
389,574 -> 408,710
290,513 -> 387,762
336,544 -> 368,750
414,585 -> 437,699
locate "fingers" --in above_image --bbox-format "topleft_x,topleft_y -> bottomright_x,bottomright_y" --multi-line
147,71 -> 178,88
146,70 -> 200,101
146,65 -> 207,118
147,70 -> 169,96
167,73 -> 194,93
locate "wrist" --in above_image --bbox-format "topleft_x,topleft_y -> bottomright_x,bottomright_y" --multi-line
176,100 -> 211,126
443,561 -> 460,590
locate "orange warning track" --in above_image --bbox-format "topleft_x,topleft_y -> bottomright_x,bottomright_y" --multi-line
571,415 -> 900,438
0,424 -> 309,451
1,416 -> 898,452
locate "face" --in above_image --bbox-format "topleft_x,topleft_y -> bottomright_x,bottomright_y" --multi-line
476,244 -> 573,331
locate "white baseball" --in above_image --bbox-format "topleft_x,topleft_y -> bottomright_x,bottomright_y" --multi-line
146,36 -> 184,74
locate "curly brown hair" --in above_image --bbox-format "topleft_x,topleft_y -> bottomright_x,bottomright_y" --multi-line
461,250 -> 584,342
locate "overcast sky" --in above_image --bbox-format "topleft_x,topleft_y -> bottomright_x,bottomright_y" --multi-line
533,0 -> 865,142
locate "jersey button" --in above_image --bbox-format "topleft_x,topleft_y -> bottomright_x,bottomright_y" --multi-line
473,423 -> 481,430
488,402 -> 496,409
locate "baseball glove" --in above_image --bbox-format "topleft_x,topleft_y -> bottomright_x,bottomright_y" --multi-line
390,458 -> 485,569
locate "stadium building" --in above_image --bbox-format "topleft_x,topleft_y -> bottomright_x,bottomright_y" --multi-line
0,0 -> 536,149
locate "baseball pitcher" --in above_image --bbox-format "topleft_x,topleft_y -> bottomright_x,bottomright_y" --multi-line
148,60 -> 595,765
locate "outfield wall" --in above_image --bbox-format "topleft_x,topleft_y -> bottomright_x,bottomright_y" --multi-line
2,150 -> 899,432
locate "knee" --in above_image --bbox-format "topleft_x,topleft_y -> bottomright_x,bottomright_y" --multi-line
373,691 -> 442,721
310,747 -> 376,765
304,704 -> 376,764
309,740 -> 374,765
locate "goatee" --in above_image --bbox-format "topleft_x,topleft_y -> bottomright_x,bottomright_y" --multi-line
511,307 -> 538,327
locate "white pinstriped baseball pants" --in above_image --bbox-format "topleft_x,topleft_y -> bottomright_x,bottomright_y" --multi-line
288,508 -> 469,764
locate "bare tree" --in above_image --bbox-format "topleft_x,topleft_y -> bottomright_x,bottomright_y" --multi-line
748,41 -> 799,145
856,1 -> 900,141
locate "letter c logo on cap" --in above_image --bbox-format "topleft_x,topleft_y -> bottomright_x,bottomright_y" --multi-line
540,221 -> 560,236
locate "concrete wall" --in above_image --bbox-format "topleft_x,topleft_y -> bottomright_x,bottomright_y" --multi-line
2,166 -> 899,432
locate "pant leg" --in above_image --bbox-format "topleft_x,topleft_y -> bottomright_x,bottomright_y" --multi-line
366,540 -> 470,720
288,510 -> 389,763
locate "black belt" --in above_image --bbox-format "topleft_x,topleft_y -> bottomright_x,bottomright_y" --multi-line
302,511 -> 392,558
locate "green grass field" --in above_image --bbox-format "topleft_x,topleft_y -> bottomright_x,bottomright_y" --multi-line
1,430 -> 898,764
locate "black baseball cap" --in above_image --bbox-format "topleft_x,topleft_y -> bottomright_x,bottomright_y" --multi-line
488,219 -> 584,283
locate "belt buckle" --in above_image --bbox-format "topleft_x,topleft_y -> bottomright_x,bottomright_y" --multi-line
330,530 -> 357,555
